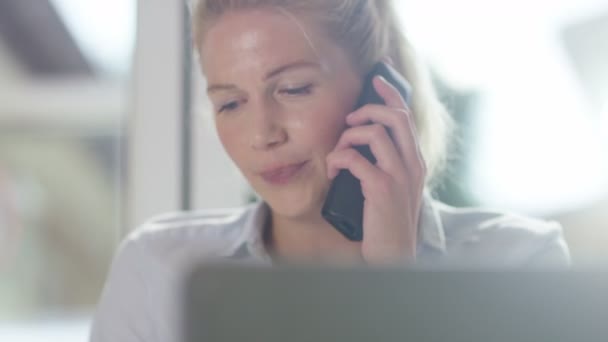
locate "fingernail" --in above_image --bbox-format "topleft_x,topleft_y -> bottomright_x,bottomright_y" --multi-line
376,75 -> 388,83
382,56 -> 394,66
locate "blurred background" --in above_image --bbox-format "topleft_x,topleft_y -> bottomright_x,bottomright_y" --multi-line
0,0 -> 607,340
0,0 -> 134,340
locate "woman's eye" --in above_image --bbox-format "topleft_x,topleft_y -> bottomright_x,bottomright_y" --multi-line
218,100 -> 239,113
279,84 -> 313,96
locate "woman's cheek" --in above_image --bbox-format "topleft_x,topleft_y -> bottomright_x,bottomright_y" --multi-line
216,122 -> 247,163
293,101 -> 347,140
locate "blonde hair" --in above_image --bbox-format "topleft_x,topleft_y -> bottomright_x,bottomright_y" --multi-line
191,0 -> 455,188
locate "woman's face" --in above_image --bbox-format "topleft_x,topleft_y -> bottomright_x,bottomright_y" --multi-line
200,8 -> 362,220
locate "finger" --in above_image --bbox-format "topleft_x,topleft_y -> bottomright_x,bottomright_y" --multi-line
347,105 -> 426,177
381,56 -> 395,66
333,124 -> 406,180
373,75 -> 408,109
326,149 -> 396,202
326,147 -> 388,184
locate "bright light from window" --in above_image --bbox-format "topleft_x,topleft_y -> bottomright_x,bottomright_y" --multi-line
601,99 -> 608,145
396,0 -> 608,215
0,317 -> 90,342
49,0 -> 136,77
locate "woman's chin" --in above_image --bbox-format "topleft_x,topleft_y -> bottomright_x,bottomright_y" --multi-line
253,170 -> 329,220
266,196 -> 321,220
260,186 -> 327,221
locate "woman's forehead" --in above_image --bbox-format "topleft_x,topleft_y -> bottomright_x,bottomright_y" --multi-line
200,8 -> 334,78
206,9 -> 322,51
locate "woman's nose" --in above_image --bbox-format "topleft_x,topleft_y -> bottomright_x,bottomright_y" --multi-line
249,102 -> 287,151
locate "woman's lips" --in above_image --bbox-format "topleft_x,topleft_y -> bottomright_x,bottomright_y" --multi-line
260,161 -> 308,185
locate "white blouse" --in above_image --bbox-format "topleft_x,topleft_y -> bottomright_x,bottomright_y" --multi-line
90,195 -> 570,341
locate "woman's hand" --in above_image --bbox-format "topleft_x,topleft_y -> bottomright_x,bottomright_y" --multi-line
326,76 -> 427,265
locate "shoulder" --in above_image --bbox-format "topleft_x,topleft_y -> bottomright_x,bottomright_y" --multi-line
435,201 -> 571,267
126,204 -> 258,264
90,203 -> 261,341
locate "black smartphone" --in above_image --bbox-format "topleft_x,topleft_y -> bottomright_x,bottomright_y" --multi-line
321,62 -> 412,241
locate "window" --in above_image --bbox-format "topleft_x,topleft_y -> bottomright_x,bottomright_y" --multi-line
0,0 -> 135,340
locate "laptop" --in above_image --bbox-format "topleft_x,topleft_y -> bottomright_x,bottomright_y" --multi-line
183,264 -> 608,342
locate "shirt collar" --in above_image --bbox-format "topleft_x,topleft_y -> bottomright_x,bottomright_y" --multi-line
241,200 -> 273,263
239,191 -> 447,262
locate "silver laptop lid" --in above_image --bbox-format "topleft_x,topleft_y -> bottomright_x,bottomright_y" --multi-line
184,265 -> 608,342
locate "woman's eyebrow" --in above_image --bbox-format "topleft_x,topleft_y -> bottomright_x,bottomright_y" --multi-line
207,83 -> 237,94
264,60 -> 320,80
207,60 -> 320,94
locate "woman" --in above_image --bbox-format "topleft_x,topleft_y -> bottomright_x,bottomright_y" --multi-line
90,0 -> 570,340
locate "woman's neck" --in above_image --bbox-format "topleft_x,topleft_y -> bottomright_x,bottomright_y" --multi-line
264,209 -> 364,265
